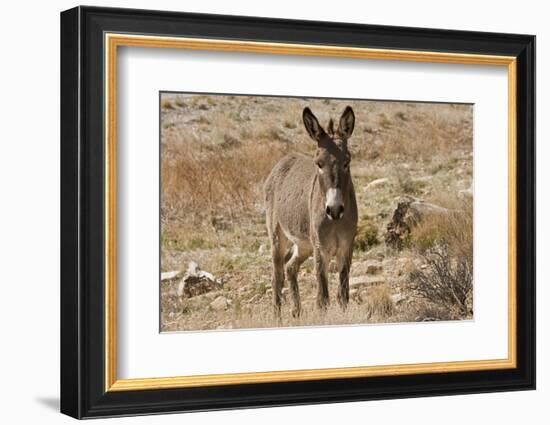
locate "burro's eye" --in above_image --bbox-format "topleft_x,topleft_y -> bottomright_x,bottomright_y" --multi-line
343,161 -> 350,170
316,161 -> 324,169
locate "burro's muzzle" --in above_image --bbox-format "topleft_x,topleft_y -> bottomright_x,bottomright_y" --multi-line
325,188 -> 344,220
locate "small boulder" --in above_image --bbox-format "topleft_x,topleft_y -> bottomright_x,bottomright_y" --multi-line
391,293 -> 406,304
350,276 -> 385,288
411,175 -> 433,183
366,263 -> 383,275
210,296 -> 228,311
161,270 -> 183,282
178,261 -> 223,298
364,177 -> 389,190
385,196 -> 456,250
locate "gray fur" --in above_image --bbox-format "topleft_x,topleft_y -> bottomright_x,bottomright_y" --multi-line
264,106 -> 358,318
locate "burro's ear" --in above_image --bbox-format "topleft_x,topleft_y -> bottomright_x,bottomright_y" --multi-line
338,106 -> 355,138
303,107 -> 324,142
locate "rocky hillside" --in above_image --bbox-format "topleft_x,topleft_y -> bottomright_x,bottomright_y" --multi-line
160,93 -> 473,332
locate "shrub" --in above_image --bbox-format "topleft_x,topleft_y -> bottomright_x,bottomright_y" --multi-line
355,221 -> 379,251
409,198 -> 473,259
410,243 -> 473,317
364,285 -> 394,319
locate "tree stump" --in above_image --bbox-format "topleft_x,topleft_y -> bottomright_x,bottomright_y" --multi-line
385,196 -> 453,249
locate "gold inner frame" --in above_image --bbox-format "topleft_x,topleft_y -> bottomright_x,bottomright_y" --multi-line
104,33 -> 517,392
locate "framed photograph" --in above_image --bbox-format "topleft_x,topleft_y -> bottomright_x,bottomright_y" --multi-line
60,6 -> 535,419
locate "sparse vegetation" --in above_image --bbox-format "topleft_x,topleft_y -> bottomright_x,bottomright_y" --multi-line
355,220 -> 380,252
364,285 -> 394,319
410,243 -> 473,318
396,169 -> 426,195
409,196 -> 473,256
159,93 -> 473,332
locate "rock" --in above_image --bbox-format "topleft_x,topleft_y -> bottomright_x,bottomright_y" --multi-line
366,264 -> 383,275
364,177 -> 389,190
258,244 -> 267,254
187,261 -> 200,275
178,261 -> 223,298
161,270 -> 183,282
411,175 -> 433,183
391,293 -> 406,304
384,196 -> 457,250
363,246 -> 386,261
350,276 -> 385,288
210,296 -> 228,311
353,259 -> 383,276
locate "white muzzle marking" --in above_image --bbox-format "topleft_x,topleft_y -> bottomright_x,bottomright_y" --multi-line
326,188 -> 344,219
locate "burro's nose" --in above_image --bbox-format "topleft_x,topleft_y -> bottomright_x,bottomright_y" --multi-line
326,204 -> 344,220
325,188 -> 344,220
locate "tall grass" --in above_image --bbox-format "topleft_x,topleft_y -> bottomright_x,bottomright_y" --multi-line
161,137 -> 288,224
409,197 -> 473,260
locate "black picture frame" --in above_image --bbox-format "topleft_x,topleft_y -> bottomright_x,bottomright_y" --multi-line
61,5 -> 535,419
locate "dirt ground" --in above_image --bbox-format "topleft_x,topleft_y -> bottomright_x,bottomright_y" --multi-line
159,93 -> 473,332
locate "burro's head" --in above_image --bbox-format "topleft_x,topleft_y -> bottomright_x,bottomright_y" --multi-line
303,106 -> 355,221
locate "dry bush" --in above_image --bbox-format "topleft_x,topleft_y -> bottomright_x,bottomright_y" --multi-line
161,138 -> 288,224
410,243 -> 473,318
409,197 -> 473,260
364,285 -> 394,319
354,220 -> 380,251
408,196 -> 473,318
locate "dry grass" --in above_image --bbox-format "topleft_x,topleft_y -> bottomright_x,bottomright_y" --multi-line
159,93 -> 474,332
363,285 -> 395,319
162,137 -> 287,220
409,196 -> 473,259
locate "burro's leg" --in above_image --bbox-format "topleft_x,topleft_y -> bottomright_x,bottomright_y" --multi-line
314,248 -> 329,311
285,244 -> 312,318
337,246 -> 353,310
269,224 -> 287,319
